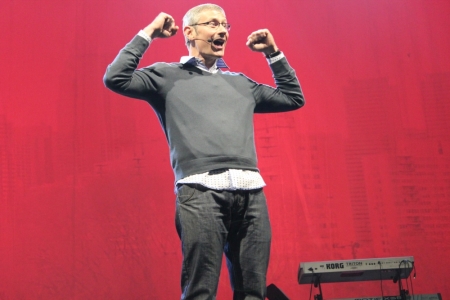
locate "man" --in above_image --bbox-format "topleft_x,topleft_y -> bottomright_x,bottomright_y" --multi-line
104,4 -> 304,299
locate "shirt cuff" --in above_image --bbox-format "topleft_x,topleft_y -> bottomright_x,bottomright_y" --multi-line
266,52 -> 285,64
138,30 -> 153,43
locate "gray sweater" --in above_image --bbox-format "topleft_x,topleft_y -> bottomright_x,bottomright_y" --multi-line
104,36 -> 305,182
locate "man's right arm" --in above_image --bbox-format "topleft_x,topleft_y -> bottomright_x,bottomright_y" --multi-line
103,35 -> 155,100
103,13 -> 179,100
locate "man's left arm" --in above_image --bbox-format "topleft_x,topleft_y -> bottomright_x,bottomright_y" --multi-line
246,29 -> 305,113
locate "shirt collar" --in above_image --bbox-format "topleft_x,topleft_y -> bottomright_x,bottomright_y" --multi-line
180,56 -> 229,72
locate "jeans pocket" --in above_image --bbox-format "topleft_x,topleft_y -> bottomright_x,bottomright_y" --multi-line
176,184 -> 197,204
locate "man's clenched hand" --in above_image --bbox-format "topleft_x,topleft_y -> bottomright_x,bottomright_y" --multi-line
143,13 -> 179,39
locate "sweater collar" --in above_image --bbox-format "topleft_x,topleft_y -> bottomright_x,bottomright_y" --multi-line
180,56 -> 229,73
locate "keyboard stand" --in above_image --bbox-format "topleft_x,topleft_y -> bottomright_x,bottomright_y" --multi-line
312,274 -> 324,300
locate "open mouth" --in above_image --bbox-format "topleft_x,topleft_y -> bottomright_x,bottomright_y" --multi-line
212,39 -> 226,48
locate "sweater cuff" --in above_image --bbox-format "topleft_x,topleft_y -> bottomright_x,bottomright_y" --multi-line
266,51 -> 285,65
124,34 -> 151,58
268,55 -> 292,75
137,30 -> 153,44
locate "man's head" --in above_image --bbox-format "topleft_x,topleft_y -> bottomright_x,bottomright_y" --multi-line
183,4 -> 230,66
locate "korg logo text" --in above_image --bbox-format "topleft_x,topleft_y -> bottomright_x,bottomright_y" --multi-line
326,263 -> 344,269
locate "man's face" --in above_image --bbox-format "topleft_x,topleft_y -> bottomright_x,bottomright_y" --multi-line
189,9 -> 229,61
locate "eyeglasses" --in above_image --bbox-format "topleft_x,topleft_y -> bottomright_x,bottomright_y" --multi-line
190,21 -> 231,31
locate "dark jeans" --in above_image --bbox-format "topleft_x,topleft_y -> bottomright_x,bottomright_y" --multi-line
175,184 -> 272,300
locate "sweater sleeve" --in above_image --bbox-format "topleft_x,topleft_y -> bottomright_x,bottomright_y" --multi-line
103,35 -> 164,101
253,56 -> 305,113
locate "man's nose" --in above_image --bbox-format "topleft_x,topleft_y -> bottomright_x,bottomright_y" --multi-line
216,28 -> 227,38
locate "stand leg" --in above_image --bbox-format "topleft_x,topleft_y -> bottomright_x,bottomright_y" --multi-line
313,275 -> 324,300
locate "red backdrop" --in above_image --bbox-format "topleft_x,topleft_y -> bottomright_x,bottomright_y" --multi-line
1,0 -> 449,299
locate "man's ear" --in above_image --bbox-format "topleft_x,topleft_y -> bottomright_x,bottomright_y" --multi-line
184,26 -> 193,41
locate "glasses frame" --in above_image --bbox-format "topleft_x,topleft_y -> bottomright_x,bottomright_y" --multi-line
190,21 -> 231,31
